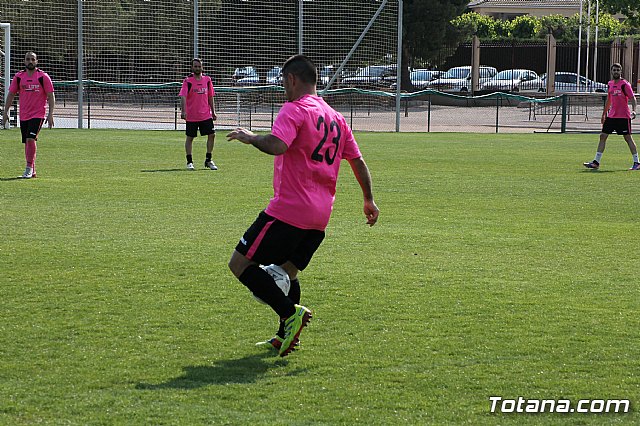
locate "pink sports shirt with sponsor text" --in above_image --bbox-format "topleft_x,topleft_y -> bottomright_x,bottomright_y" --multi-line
179,74 -> 215,122
266,94 -> 362,231
9,69 -> 54,121
607,79 -> 634,119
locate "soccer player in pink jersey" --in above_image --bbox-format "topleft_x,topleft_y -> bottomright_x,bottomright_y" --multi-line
2,52 -> 55,179
226,55 -> 379,357
179,58 -> 218,171
584,63 -> 638,170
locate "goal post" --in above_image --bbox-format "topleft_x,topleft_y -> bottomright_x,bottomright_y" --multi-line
1,23 -> 9,117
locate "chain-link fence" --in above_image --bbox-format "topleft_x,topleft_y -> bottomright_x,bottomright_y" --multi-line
2,1 -> 638,133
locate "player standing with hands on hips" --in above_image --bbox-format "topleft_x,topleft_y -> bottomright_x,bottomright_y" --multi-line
179,58 -> 218,171
226,54 -> 379,357
584,63 -> 638,170
2,51 -> 55,179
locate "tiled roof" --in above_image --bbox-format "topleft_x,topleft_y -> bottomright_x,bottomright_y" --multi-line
468,0 -> 580,7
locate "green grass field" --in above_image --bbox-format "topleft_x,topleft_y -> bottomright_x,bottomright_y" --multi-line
1,129 -> 639,425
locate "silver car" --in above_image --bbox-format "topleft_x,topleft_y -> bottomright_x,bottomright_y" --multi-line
428,66 -> 497,93
481,69 -> 539,92
520,72 -> 608,94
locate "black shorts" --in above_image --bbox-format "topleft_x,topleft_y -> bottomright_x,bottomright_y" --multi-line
235,211 -> 325,271
185,118 -> 215,137
602,118 -> 632,135
20,118 -> 45,143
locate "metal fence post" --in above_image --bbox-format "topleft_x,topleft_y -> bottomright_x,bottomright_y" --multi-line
395,0 -> 402,132
174,97 -> 178,130
495,95 -> 499,133
77,0 -> 83,129
427,94 -> 431,132
561,94 -> 567,133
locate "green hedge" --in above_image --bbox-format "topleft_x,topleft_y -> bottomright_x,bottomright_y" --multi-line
451,12 -> 639,42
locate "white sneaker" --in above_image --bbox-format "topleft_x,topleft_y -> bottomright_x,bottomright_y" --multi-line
186,163 -> 195,171
19,167 -> 33,179
205,161 -> 218,170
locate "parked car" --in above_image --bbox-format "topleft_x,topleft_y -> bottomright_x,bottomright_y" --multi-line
480,69 -> 539,92
319,65 -> 345,87
232,66 -> 258,85
341,65 -> 396,89
428,66 -> 497,93
519,72 -> 608,93
390,69 -> 442,90
266,66 -> 282,85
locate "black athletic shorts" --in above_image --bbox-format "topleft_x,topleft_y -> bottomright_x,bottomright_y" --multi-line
602,117 -> 632,135
20,118 -> 45,144
185,118 -> 215,137
235,211 -> 325,271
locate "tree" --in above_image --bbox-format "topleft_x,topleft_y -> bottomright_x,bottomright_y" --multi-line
401,0 -> 469,91
601,0 -> 640,26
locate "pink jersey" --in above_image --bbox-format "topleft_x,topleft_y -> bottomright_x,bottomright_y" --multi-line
266,94 -> 362,230
607,79 -> 634,119
9,69 -> 54,121
179,74 -> 215,122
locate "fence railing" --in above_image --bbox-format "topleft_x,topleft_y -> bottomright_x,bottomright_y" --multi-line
7,81 -> 611,134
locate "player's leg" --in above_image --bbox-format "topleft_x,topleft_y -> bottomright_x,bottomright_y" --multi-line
623,133 -> 639,170
231,212 -> 313,356
202,119 -> 217,170
229,212 -> 299,318
18,119 -> 42,179
275,230 -> 324,356
584,132 -> 609,169
185,122 -> 197,170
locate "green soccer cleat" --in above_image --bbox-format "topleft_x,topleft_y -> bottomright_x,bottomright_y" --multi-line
279,305 -> 312,357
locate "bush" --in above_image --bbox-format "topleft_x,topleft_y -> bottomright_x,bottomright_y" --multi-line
450,12 -> 496,39
511,15 -> 541,39
537,14 -> 568,39
451,12 -> 635,42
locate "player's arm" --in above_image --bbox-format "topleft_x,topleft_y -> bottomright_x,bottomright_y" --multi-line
602,95 -> 611,124
179,96 -> 186,120
46,91 -> 55,128
630,92 -> 637,119
226,128 -> 287,155
209,95 -> 217,121
2,92 -> 16,127
347,156 -> 379,227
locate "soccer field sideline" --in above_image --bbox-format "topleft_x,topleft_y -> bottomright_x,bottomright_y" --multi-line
1,130 -> 638,425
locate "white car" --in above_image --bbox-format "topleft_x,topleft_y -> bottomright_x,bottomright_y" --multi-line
266,66 -> 282,85
481,69 -> 539,92
428,66 -> 497,93
520,72 -> 608,94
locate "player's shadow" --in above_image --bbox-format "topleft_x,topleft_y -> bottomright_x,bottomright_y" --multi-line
0,177 -> 27,181
580,169 -> 617,173
141,168 -> 194,173
135,351 -> 306,389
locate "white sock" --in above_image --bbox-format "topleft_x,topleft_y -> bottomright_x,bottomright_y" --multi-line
633,154 -> 639,163
595,152 -> 603,162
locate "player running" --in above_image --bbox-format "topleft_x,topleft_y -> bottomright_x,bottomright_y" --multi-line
2,51 -> 55,179
226,55 -> 379,357
584,63 -> 638,170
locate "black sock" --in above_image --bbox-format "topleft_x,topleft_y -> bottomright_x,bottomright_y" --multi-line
289,278 -> 300,304
277,278 -> 301,338
206,152 -> 212,162
186,155 -> 193,164
238,265 -> 295,318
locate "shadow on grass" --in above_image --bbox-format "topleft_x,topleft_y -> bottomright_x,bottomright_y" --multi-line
141,168 -> 193,173
135,351 -> 306,389
580,169 -> 618,173
0,177 -> 28,181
